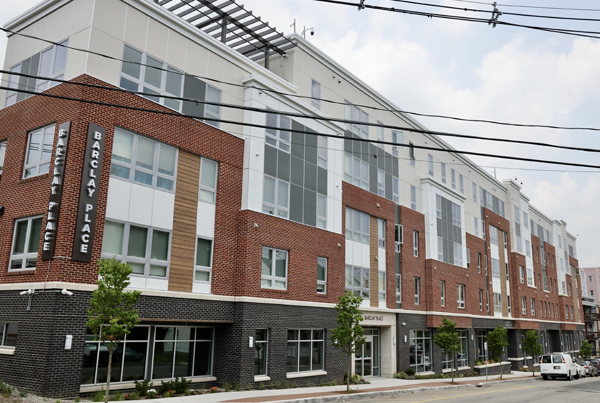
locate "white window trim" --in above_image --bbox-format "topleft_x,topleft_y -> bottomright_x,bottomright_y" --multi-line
392,130 -> 402,156
261,247 -> 288,290
199,157 -> 218,203
0,141 -> 6,176
377,168 -> 385,196
479,289 -> 483,311
345,208 -> 370,245
378,218 -> 386,248
428,154 -> 434,176
441,280 -> 446,306
413,230 -> 419,257
522,297 -> 527,315
346,265 -> 370,299
262,175 -> 290,219
36,39 -> 69,92
378,270 -> 386,301
457,284 -> 465,309
23,125 -> 54,179
255,329 -> 269,376
204,84 -> 223,128
317,257 -> 327,294
395,224 -> 403,252
317,136 -> 327,169
9,215 -> 42,272
194,237 -> 213,285
286,330 -> 325,374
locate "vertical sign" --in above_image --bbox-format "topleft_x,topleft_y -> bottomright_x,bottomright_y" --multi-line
42,121 -> 71,260
72,123 -> 106,262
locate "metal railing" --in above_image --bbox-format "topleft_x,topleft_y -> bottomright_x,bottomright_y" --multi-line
585,331 -> 599,340
584,312 -> 600,321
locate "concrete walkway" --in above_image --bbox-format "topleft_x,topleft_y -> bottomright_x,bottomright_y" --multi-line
149,371 -> 539,403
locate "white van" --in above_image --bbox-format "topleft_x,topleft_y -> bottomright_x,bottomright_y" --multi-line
540,353 -> 578,380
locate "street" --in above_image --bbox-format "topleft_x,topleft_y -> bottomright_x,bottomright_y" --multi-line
353,377 -> 600,402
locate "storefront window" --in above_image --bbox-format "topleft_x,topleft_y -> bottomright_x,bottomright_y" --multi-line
442,330 -> 468,369
477,330 -> 488,361
409,330 -> 432,373
286,329 -> 324,373
255,329 -> 268,376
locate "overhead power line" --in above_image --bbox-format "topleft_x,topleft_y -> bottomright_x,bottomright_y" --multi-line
447,0 -> 600,12
5,70 -> 600,155
2,26 -> 600,132
3,84 -> 600,170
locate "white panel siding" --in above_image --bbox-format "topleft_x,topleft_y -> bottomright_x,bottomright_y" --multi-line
196,201 -> 216,238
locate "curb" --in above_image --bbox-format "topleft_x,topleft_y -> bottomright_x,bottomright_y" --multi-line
477,376 -> 540,387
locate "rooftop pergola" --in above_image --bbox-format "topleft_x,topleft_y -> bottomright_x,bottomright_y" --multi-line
153,0 -> 297,68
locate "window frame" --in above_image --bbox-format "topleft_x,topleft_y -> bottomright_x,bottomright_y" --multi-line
0,322 -> 18,348
391,130 -> 402,157
23,124 -> 55,179
459,174 -> 464,194
531,298 -> 536,316
286,329 -> 325,373
345,208 -> 370,245
262,175 -> 290,219
522,296 -> 527,315
261,246 -> 288,290
457,284 -> 465,309
441,280 -> 446,307
199,157 -> 219,203
377,122 -> 385,149
519,265 -> 525,284
0,140 -> 6,178
413,230 -> 419,257
317,257 -> 327,294
4,64 -> 22,107
428,154 -> 434,176
316,193 -> 327,229
377,168 -> 385,196
193,236 -> 213,285
451,169 -> 456,189
394,224 -> 403,252
409,142 -> 415,166
35,39 -> 69,92
311,79 -> 321,110
9,215 -> 43,272
414,277 -> 420,305
410,185 -> 417,210
317,136 -> 327,169
345,102 -> 369,138
479,289 -> 483,311
377,218 -> 386,248
346,265 -> 370,299
265,111 -> 291,152
344,153 -> 369,190
255,329 -> 269,376
441,162 -> 446,184
472,182 -> 477,203
378,270 -> 386,302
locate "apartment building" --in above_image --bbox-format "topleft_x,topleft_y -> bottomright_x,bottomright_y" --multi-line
581,267 -> 600,354
0,0 -> 586,397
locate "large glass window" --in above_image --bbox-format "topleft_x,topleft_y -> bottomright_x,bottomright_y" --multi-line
261,247 -> 288,290
391,130 -> 402,157
311,80 -> 321,110
194,238 -> 213,285
345,208 -> 370,244
265,112 -> 291,152
36,40 -> 69,91
255,329 -> 268,376
414,277 -> 420,304
493,293 -> 502,314
409,330 -> 432,373
262,175 -> 289,218
378,271 -> 386,302
345,265 -> 369,299
0,323 -> 18,348
344,153 -> 369,190
392,177 -> 399,203
0,141 -> 6,181
491,258 -> 500,278
441,281 -> 446,306
522,296 -> 527,315
101,221 -> 170,279
443,330 -> 468,369
317,257 -> 327,294
153,327 -> 213,379
110,128 -> 177,191
23,125 -> 54,178
9,216 -> 42,271
436,195 -> 463,266
457,284 -> 465,309
377,169 -> 385,196
4,64 -> 21,107
286,330 -> 324,373
199,158 -> 218,203
345,103 -> 369,138
120,44 -> 184,112
477,330 -> 488,361
317,194 -> 327,229
204,85 -> 222,128
317,136 -> 327,169
410,185 -> 417,210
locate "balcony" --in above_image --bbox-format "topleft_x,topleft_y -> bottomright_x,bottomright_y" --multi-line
586,331 -> 599,340
584,312 -> 600,321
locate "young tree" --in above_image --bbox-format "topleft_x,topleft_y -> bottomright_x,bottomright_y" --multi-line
522,330 -> 543,377
87,258 -> 142,403
331,291 -> 366,393
434,317 -> 460,383
580,340 -> 593,360
487,325 -> 509,379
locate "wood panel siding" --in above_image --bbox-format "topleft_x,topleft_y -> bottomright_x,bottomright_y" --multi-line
168,150 -> 201,292
370,216 -> 378,307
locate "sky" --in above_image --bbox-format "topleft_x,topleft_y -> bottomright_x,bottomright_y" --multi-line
1,0 -> 600,267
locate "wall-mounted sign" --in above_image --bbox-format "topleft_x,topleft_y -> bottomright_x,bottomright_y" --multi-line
363,315 -> 384,321
72,123 -> 106,262
42,121 -> 71,260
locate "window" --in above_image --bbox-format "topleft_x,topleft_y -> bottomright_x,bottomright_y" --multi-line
591,290 -> 595,296
479,289 -> 483,311
120,44 -> 185,113
254,329 -> 268,376
34,40 -> 69,92
472,183 -> 477,202
523,212 -> 529,228
4,64 -> 21,107
414,277 -> 420,304
194,237 -> 213,286
589,275 -> 593,282
474,217 -> 479,237
262,176 -> 289,218
441,163 -> 446,184
507,295 -> 511,315
568,282 -> 572,297
344,153 -> 369,190
525,240 -> 531,257
346,265 -> 370,299
441,281 -> 446,306
409,330 -> 432,373
571,306 -> 574,320
451,169 -> 456,189
391,130 -> 402,157
506,263 -> 509,281
199,158 -> 218,203
436,195 -> 463,266
457,284 -> 465,308
261,247 -> 287,290
23,125 -> 54,178
514,206 -> 522,253
377,169 -> 385,196
477,330 -> 488,361
477,253 -> 481,274
317,136 -> 327,169
203,85 -> 222,128
519,265 -> 525,284
410,185 -> 417,210
317,257 -> 327,293
522,297 -> 527,315
565,305 -> 569,319
459,174 -> 464,194
409,142 -> 415,166
152,326 -> 213,379
346,208 -> 370,244
377,219 -> 386,248
393,177 -> 400,203
486,290 -> 490,313
493,292 -> 501,314
377,123 -> 385,149
428,154 -> 434,176
395,224 -> 403,252
317,194 -> 327,229
265,112 -> 291,152
345,102 -> 369,138
443,330 -> 468,369
311,79 -> 321,110
396,274 -> 401,305
491,258 -> 500,278
0,141 -> 6,180
9,216 -> 42,271
466,248 -> 470,268
562,281 -> 566,295
101,221 -> 171,279
287,330 -> 324,373
110,128 -> 177,191
413,231 -> 419,257
379,271 -> 386,301
531,298 -> 536,316
489,225 -> 499,246
0,323 -> 18,348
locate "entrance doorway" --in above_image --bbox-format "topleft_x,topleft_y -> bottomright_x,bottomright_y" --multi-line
355,328 -> 380,377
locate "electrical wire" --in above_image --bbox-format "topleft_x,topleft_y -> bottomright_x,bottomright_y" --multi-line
5,70 -> 600,155
447,0 -> 600,12
3,84 -> 600,170
2,25 -> 600,132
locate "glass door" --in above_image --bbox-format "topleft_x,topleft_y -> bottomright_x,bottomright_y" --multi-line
355,328 -> 380,377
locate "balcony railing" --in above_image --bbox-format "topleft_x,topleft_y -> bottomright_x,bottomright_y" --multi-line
586,331 -> 599,340
584,312 -> 600,321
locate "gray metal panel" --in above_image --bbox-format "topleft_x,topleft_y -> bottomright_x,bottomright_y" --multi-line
290,156 -> 304,187
385,172 -> 393,200
344,137 -> 352,153
393,157 -> 399,177
384,152 -> 393,174
369,164 -> 377,194
27,53 -> 40,94
317,167 -> 327,195
277,150 -> 290,182
264,145 -> 277,177
291,121 -> 305,159
289,184 -> 304,223
305,129 -> 318,165
437,219 -> 442,236
182,75 -> 206,119
377,147 -> 385,169
17,57 -> 31,102
304,161 -> 317,192
369,144 -> 378,166
396,252 -> 401,274
303,189 -> 317,227
352,139 -> 361,159
361,140 -> 370,162
396,204 -> 400,224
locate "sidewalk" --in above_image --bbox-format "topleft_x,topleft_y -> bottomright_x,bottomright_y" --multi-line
150,372 -> 540,403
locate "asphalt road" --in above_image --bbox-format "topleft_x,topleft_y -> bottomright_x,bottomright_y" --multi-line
353,376 -> 600,402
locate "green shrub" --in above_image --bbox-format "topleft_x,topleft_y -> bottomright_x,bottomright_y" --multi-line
274,382 -> 281,389
246,383 -> 252,390
74,397 -> 80,403
235,383 -> 241,391
405,368 -> 416,376
258,383 -> 265,390
223,383 -> 232,392
112,392 -> 125,401
291,382 -> 296,388
305,382 -> 310,388
91,388 -> 105,402
146,389 -> 157,399
163,392 -> 171,398
173,377 -> 189,394
158,380 -> 176,395
134,379 -> 153,397
0,382 -> 14,397
19,388 -> 28,398
318,380 -> 323,387
269,383 -> 274,390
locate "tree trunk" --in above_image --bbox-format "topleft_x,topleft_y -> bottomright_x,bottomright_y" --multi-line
105,348 -> 113,403
499,352 -> 503,379
347,353 -> 351,393
532,356 -> 535,377
451,358 -> 454,384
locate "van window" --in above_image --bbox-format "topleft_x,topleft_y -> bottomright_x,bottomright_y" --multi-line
552,355 -> 563,364
541,355 -> 552,363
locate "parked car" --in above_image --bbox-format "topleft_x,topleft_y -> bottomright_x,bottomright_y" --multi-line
574,362 -> 585,379
540,353 -> 577,380
581,361 -> 598,377
590,359 -> 600,372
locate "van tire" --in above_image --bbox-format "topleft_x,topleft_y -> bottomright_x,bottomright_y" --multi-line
542,375 -> 548,380
567,371 -> 572,381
